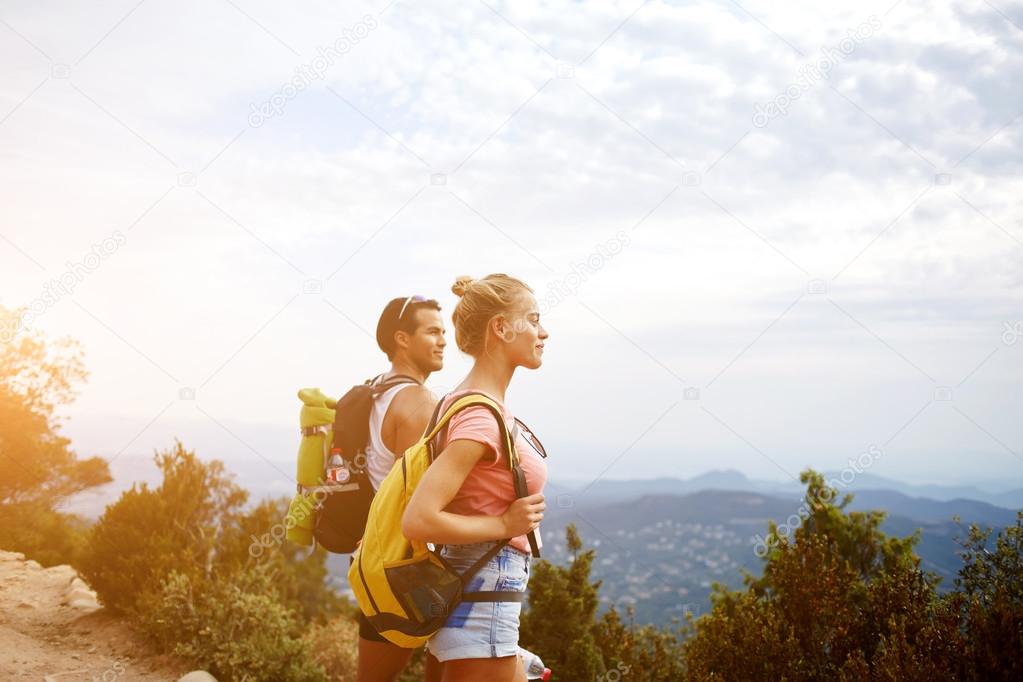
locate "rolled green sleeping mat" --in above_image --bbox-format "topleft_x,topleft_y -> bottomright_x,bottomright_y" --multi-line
285,490 -> 317,546
296,388 -> 336,486
287,388 -> 337,546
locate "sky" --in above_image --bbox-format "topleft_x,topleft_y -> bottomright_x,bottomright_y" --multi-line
2,0 -> 1021,495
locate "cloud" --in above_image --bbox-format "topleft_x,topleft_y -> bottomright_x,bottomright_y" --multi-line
1,0 -> 1020,485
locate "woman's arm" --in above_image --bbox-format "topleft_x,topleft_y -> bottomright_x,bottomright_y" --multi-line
402,438 -> 545,544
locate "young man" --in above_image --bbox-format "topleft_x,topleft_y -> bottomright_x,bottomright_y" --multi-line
358,295 -> 446,682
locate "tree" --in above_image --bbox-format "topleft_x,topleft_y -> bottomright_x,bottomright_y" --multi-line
76,440 -> 247,613
951,511 -> 1023,680
521,524 -> 604,679
594,605 -> 686,681
0,305 -> 109,564
682,470 -> 965,680
77,439 -> 341,624
522,524 -> 688,681
78,439 -> 344,679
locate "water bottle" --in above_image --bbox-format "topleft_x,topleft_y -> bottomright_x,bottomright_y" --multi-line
518,647 -> 551,681
326,450 -> 350,484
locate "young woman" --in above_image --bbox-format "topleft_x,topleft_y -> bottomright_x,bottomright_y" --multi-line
402,274 -> 549,682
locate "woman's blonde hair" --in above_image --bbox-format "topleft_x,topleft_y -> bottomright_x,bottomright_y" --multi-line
450,273 -> 534,356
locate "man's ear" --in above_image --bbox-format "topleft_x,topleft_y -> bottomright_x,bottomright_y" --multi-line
393,330 -> 410,351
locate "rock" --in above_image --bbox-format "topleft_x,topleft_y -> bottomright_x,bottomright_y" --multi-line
25,559 -> 42,570
68,577 -> 91,592
68,598 -> 101,613
45,564 -> 76,578
178,672 -> 218,682
65,587 -> 97,603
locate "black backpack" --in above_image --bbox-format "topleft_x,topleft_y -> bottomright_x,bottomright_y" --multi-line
313,374 -> 419,553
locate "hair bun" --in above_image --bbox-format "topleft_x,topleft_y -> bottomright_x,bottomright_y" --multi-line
451,276 -> 475,298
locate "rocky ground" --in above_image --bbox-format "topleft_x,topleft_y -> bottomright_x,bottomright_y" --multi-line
0,550 -> 199,681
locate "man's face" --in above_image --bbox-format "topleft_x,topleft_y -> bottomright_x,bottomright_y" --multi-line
402,307 -> 446,373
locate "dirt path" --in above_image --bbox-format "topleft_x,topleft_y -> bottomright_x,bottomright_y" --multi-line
0,550 -> 190,681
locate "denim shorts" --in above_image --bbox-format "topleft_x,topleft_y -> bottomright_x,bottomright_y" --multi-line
426,541 -> 531,662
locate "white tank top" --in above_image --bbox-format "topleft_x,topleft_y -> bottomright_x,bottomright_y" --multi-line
365,380 -> 418,490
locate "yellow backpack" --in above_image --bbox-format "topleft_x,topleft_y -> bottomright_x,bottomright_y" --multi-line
347,392 -> 538,648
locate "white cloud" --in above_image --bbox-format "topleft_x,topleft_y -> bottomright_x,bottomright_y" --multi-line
1,0 -> 1020,488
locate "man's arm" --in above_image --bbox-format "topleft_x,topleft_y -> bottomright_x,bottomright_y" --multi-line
383,384 -> 438,456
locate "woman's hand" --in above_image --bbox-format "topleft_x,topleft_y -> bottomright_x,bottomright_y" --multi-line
501,493 -> 545,538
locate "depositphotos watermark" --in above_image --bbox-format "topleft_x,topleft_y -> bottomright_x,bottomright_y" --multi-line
1002,321 -> 1022,345
1,230 -> 127,344
248,15 -> 379,127
751,445 -> 883,557
753,15 -> 882,128
91,660 -> 128,681
538,230 -> 632,315
249,486 -> 329,558
596,662 -> 632,682
247,459 -> 368,558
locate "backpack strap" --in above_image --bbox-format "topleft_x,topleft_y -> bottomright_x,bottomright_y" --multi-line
423,392 -> 541,559
431,539 -> 527,604
422,393 -> 516,467
460,537 -> 511,586
370,374 -> 420,396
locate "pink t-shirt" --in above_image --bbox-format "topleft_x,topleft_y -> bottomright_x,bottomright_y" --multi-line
436,389 -> 548,554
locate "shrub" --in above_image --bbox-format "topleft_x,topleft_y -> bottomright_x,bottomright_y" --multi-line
681,470 -> 966,680
76,440 -> 245,613
307,614 -> 359,681
138,565 -> 324,682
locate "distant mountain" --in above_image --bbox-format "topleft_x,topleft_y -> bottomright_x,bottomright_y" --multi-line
555,469 -> 1023,511
994,489 -> 1023,509
816,472 -> 1023,509
844,489 -> 1018,528
559,469 -> 761,503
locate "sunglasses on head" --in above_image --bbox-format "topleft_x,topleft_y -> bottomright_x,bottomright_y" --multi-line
398,295 -> 427,320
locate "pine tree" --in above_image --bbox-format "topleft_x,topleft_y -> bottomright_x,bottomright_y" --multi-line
521,524 -> 604,679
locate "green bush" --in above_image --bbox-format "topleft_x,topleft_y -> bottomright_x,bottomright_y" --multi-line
0,500 -> 90,567
217,496 -> 344,624
679,470 -> 1017,680
307,614 -> 359,681
76,439 -> 346,678
520,524 -> 604,680
138,566 -> 324,682
594,606 -> 686,681
76,440 -> 244,613
951,511 -> 1023,680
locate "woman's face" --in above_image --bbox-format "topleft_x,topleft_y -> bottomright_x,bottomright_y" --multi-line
496,293 -> 548,369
